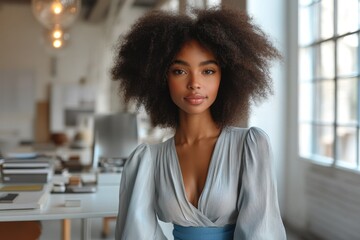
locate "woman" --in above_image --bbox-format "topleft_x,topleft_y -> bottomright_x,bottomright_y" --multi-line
112,7 -> 286,240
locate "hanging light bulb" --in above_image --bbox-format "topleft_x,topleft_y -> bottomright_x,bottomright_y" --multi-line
52,28 -> 63,39
51,0 -> 63,15
31,0 -> 81,30
44,25 -> 70,49
53,39 -> 63,48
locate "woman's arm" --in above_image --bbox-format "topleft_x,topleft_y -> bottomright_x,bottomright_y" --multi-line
115,144 -> 166,240
234,127 -> 286,239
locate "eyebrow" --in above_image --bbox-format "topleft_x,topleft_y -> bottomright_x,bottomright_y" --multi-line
170,59 -> 219,67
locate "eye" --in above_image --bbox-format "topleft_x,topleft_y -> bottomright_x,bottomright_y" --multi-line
203,69 -> 215,75
171,69 -> 186,75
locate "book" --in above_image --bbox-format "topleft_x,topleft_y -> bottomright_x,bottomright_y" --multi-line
5,152 -> 38,159
2,158 -> 51,168
2,172 -> 53,184
1,157 -> 54,183
0,185 -> 43,191
0,184 -> 51,210
3,161 -> 50,169
2,168 -> 51,174
0,193 -> 18,203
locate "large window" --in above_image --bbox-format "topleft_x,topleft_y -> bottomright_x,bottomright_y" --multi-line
298,0 -> 360,170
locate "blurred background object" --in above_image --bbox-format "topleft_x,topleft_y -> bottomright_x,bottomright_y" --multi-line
92,112 -> 139,171
51,132 -> 68,146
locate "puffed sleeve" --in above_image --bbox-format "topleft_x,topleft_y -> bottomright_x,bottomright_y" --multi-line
115,144 -> 167,240
234,127 -> 286,239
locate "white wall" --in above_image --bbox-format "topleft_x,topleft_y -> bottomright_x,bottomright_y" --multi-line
247,0 -> 287,214
0,4 -> 50,101
282,0 -> 309,230
104,6 -> 150,113
247,0 -> 311,232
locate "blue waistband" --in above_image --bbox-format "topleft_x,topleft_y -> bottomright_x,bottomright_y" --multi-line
173,224 -> 235,240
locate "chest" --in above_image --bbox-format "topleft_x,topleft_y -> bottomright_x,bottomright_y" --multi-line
175,141 -> 216,208
154,137 -> 243,223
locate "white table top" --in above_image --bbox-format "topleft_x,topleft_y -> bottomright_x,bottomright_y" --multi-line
0,175 -> 120,222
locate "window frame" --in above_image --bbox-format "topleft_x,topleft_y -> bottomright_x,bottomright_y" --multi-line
298,0 -> 360,171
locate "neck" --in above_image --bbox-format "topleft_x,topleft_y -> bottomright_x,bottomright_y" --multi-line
175,111 -> 221,144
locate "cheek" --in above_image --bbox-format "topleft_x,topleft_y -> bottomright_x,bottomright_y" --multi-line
209,80 -> 221,97
168,79 -> 183,97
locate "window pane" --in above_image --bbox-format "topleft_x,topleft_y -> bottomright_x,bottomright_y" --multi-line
299,0 -> 313,6
299,123 -> 313,157
316,41 -> 335,78
336,127 -> 357,168
337,34 -> 359,76
315,80 -> 334,123
187,0 -> 205,8
320,0 -> 334,40
315,125 -> 334,159
337,78 -> 358,124
337,0 -> 359,35
207,0 -> 221,7
299,82 -> 314,121
299,47 -> 314,81
299,5 -> 318,45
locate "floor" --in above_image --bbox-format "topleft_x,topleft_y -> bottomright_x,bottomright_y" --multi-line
39,218 -> 304,240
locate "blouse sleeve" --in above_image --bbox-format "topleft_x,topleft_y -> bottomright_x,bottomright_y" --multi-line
115,144 -> 167,240
234,127 -> 286,239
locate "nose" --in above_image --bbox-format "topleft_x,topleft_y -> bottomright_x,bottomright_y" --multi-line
187,74 -> 201,90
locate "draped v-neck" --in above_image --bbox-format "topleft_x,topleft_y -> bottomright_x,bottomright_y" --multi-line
171,129 -> 225,211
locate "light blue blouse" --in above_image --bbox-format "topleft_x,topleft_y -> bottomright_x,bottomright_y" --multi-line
115,127 -> 286,239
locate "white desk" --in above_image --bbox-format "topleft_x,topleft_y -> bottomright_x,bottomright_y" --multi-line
0,173 -> 121,240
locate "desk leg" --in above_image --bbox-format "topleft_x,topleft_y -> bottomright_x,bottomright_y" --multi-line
81,218 -> 91,240
62,219 -> 71,240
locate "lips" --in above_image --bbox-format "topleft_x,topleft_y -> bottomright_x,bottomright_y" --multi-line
184,94 -> 207,105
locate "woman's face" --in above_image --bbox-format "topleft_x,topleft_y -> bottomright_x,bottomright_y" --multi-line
167,40 -> 221,117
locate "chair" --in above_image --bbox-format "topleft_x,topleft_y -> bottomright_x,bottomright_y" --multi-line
0,221 -> 42,240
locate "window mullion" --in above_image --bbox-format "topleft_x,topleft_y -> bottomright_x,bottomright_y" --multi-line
332,0 -> 338,167
357,12 -> 360,170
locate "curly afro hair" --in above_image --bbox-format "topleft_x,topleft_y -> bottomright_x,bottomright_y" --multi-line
111,7 -> 280,129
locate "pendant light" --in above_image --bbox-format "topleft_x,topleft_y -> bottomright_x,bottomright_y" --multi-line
31,0 -> 81,49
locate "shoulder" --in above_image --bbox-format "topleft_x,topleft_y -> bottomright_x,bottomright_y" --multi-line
222,126 -> 268,141
147,137 -> 173,156
129,143 -> 150,158
148,137 -> 173,150
245,127 -> 270,145
222,126 -> 270,150
242,127 -> 272,160
124,143 -> 152,170
124,138 -> 174,167
222,126 -> 247,138
127,138 -> 172,159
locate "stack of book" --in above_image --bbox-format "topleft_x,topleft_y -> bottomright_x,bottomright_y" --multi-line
1,156 -> 54,184
0,184 -> 52,210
